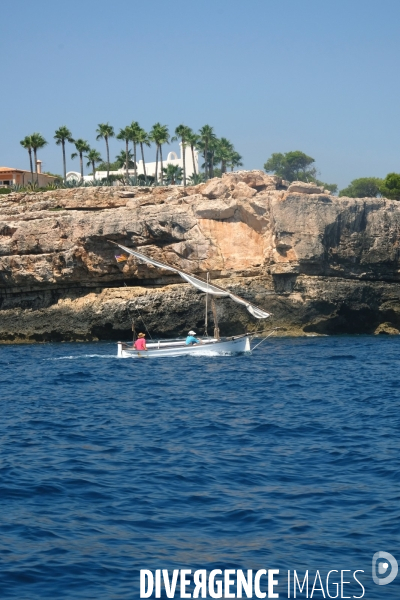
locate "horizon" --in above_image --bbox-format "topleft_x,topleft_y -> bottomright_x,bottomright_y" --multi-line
2,0 -> 400,190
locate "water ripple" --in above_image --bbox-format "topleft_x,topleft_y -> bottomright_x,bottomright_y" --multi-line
0,337 -> 399,598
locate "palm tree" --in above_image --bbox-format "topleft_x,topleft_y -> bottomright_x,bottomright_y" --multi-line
163,164 -> 183,185
54,126 -> 74,180
149,123 -> 161,183
149,123 -> 169,184
115,149 -> 135,170
128,121 -> 141,180
209,136 -> 220,178
30,133 -> 48,183
71,139 -> 90,179
116,126 -> 133,179
158,125 -> 170,185
96,123 -> 115,179
187,173 -> 204,185
198,125 -> 216,180
20,135 -> 34,183
136,127 -> 151,181
215,137 -> 234,174
171,125 -> 191,187
85,148 -> 102,181
229,151 -> 243,171
185,129 -> 198,176
200,146 -> 217,178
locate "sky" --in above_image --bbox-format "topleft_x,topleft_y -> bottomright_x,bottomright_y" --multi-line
1,0 -> 400,189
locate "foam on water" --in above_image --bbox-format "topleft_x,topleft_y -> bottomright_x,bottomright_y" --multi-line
47,354 -> 118,360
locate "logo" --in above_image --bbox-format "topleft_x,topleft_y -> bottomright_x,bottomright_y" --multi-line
372,552 -> 398,586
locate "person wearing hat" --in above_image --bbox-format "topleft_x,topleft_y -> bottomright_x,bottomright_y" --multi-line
185,330 -> 201,345
133,332 -> 147,351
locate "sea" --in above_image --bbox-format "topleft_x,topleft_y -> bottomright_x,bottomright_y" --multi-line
0,336 -> 399,600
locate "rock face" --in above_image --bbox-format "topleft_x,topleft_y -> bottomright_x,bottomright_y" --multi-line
287,181 -> 325,194
1,169 -> 400,342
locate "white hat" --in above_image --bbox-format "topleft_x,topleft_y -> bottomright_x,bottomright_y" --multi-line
188,330 -> 196,335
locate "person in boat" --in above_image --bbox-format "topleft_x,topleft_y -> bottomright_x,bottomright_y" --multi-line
185,330 -> 201,345
133,332 -> 147,351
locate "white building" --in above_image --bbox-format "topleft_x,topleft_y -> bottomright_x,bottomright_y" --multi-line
66,143 -> 198,183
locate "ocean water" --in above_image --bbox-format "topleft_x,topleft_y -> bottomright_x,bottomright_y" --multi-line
0,336 -> 399,599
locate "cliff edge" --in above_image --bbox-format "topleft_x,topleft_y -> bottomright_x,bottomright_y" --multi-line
1,170 -> 400,342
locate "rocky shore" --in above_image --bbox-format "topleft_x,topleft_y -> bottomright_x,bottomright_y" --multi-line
1,170 -> 400,342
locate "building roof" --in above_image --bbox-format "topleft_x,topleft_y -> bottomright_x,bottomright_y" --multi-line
0,167 -> 56,178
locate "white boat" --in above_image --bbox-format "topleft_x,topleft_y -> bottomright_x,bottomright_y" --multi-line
117,334 -> 251,359
111,242 -> 273,358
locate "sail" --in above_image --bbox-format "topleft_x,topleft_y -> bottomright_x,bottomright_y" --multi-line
110,242 -> 271,319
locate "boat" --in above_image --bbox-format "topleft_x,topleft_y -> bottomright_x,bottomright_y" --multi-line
110,242 -> 274,358
117,334 -> 251,358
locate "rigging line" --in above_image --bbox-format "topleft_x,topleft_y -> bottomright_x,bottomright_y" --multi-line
133,303 -> 154,340
251,328 -> 281,351
123,283 -> 153,341
204,272 -> 209,338
123,284 -> 137,341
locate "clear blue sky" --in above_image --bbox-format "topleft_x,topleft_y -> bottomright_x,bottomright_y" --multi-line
2,0 -> 399,188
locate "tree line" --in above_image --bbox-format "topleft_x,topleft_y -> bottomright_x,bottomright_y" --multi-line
19,124 -> 242,187
338,175 -> 400,200
264,151 -> 338,193
264,150 -> 400,199
19,135 -> 399,197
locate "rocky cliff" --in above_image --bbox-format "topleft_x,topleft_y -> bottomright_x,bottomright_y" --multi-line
1,170 -> 400,342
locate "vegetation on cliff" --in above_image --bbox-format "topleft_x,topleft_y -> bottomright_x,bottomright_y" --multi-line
18,122 -> 241,189
263,150 -> 400,199
338,174 -> 400,199
264,150 -> 338,193
339,177 -> 383,198
379,173 -> 400,200
14,128 -> 400,201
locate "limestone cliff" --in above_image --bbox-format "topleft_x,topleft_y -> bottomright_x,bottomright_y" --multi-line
1,171 -> 400,342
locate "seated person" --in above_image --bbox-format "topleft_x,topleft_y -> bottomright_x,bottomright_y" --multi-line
185,330 -> 201,345
134,332 -> 147,351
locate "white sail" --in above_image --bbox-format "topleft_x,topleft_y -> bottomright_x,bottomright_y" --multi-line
178,272 -> 227,296
111,242 -> 271,319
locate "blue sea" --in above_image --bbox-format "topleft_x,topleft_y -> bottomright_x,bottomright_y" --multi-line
0,336 -> 399,599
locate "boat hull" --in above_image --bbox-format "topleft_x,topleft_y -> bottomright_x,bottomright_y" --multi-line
117,335 -> 251,358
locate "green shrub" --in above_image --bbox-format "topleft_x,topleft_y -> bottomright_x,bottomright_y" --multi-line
339,177 -> 382,198
380,173 -> 400,200
187,173 -> 205,185
0,187 -> 11,195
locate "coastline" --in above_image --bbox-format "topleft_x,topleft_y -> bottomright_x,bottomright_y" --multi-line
1,274 -> 399,343
1,171 -> 400,342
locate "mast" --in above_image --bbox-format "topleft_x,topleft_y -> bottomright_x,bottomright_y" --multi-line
205,272 -> 209,337
211,297 -> 220,340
